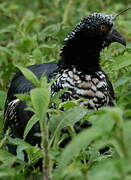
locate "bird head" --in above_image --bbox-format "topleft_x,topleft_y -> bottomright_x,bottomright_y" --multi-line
83,13 -> 126,47
60,9 -> 129,69
64,12 -> 126,48
80,12 -> 126,47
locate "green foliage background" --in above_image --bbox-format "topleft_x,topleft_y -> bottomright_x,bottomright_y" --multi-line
0,0 -> 131,179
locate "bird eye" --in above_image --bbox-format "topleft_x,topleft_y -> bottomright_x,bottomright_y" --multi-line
100,24 -> 108,31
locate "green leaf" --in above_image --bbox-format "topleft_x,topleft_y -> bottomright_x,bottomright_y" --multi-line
16,65 -> 40,87
7,136 -> 33,148
88,159 -> 119,180
23,115 -> 38,139
0,46 -> 12,55
16,145 -> 25,161
0,90 -> 6,110
0,149 -> 16,166
0,167 -> 15,178
49,107 -> 88,133
115,76 -> 130,87
124,121 -> 131,153
7,137 -> 42,164
111,54 -> 131,70
59,101 -> 77,109
59,127 -> 102,169
15,93 -> 30,101
58,108 -> 115,169
50,88 -> 67,105
30,87 -> 50,121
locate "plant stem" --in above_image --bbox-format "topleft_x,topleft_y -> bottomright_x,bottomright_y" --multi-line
40,117 -> 51,180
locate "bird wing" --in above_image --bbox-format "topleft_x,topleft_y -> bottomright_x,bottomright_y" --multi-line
3,63 -> 58,137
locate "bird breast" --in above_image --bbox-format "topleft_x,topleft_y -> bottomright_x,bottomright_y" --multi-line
52,67 -> 110,110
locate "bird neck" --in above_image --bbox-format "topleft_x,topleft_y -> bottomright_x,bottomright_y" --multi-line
59,31 -> 104,73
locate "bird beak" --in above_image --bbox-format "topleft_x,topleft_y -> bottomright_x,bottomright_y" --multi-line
107,28 -> 126,46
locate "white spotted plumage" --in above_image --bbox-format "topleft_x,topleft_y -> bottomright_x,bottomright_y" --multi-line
5,99 -> 20,126
52,66 -> 111,109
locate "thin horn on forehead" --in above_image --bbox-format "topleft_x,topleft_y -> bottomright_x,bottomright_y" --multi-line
114,7 -> 131,20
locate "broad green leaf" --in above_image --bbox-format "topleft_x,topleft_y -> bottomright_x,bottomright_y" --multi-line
49,107 -> 88,133
88,159 -> 119,180
7,136 -> 33,148
15,93 -> 30,102
58,107 -> 87,128
59,101 -> 77,109
23,115 -> 38,139
0,168 -> 15,178
0,149 -> 16,165
30,87 -> 50,121
16,65 -> 40,87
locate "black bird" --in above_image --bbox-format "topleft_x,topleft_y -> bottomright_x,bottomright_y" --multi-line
4,12 -> 126,151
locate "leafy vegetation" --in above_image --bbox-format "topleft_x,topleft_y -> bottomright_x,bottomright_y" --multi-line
0,0 -> 131,179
